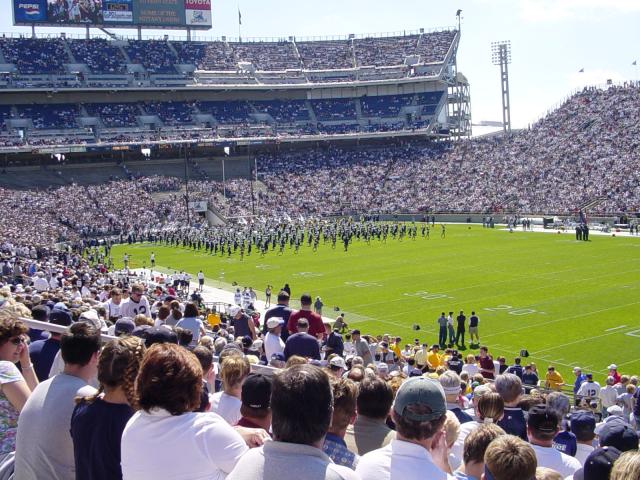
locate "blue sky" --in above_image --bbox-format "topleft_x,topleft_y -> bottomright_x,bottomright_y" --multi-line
4,0 -> 639,130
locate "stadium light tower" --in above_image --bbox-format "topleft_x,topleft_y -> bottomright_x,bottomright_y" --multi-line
491,41 -> 512,134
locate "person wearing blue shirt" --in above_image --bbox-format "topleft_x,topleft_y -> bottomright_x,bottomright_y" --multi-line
572,367 -> 586,394
283,318 -> 320,360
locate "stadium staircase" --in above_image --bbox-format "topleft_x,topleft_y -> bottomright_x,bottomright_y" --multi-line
0,47 -> 5,64
166,41 -> 180,59
349,38 -> 357,68
354,99 -> 363,120
580,197 -> 608,212
290,39 -> 305,70
306,101 -> 318,123
118,45 -> 133,65
60,37 -> 77,64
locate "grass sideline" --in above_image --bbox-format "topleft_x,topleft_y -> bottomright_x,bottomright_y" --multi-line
111,224 -> 640,381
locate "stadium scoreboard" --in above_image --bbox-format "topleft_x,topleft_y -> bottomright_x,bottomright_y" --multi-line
13,0 -> 212,29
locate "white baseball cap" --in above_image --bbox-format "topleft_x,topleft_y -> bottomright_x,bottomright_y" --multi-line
329,356 -> 347,369
607,364 -> 618,370
266,317 -> 284,329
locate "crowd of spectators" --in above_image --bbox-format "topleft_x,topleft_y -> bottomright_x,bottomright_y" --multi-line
0,251 -> 638,479
84,103 -> 140,128
68,39 -> 128,75
0,31 -> 456,78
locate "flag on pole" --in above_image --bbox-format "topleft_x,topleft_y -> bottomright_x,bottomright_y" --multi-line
578,68 -> 584,73
238,8 -> 242,25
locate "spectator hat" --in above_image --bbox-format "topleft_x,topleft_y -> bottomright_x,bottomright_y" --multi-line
351,329 -> 361,335
145,327 -> 178,347
241,373 -> 272,410
266,317 -> 284,329
114,318 -> 136,336
393,377 -> 446,422
241,335 -> 253,347
607,364 -> 617,370
78,309 -> 101,330
53,302 -> 69,311
570,411 -> 596,438
270,352 -> 285,362
527,404 -> 559,433
49,309 -> 72,327
228,306 -> 241,317
607,405 -> 623,417
573,446 -> 621,480
599,423 -> 639,452
329,356 -> 347,369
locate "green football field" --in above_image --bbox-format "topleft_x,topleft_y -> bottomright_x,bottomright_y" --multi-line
111,225 -> 640,381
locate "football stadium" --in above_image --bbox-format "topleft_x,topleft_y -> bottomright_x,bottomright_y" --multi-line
1,1 -> 639,478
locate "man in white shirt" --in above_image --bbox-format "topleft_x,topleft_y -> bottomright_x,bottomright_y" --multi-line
569,411 -> 597,465
576,373 -> 601,406
599,376 -> 618,417
119,283 -> 151,318
32,271 -> 49,292
526,404 -> 581,477
101,287 -> 123,321
197,270 -> 205,291
356,377 -> 454,480
264,317 -> 285,359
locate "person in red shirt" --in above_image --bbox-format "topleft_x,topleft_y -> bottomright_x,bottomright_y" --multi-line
479,346 -> 495,379
607,364 -> 621,384
287,294 -> 325,339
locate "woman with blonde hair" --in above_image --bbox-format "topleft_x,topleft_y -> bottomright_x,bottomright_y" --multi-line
462,354 -> 479,377
451,392 -> 505,460
71,336 -> 145,480
611,450 -> 640,480
210,355 -> 250,425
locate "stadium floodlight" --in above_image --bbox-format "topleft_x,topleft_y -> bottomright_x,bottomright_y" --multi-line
491,41 -> 512,134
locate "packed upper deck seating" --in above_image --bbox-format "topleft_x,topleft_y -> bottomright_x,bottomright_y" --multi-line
68,39 -> 128,74
125,40 -> 177,74
229,41 -> 301,71
310,99 -> 358,121
354,34 -> 419,67
16,104 -> 79,130
0,38 -> 68,74
145,102 -> 194,126
297,40 -> 355,70
84,103 -> 140,128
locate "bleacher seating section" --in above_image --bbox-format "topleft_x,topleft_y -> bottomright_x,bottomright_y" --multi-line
68,39 -> 128,74
0,38 -> 68,74
16,104 -> 79,129
0,30 -> 456,78
84,103 -> 139,128
125,40 -> 177,74
0,92 -> 444,143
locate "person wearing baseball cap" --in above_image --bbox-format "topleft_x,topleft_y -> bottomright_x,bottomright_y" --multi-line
571,446 -> 621,480
264,317 -> 285,360
114,318 -> 136,337
570,411 -> 597,465
29,309 -> 72,381
607,364 -> 621,384
237,373 -> 272,433
328,355 -> 347,378
526,404 -> 581,477
356,377 -> 453,479
598,422 -> 639,452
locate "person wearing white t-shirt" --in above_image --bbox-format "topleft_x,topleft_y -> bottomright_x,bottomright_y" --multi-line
32,272 -> 49,292
356,377 -> 455,480
209,356 -> 250,425
119,285 -> 151,318
101,288 -> 123,321
569,411 -> 597,465
526,404 -> 581,477
264,318 -> 285,359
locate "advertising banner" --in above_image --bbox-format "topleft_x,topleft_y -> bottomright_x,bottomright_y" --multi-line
14,0 -> 210,29
13,0 -> 47,23
184,0 -> 211,27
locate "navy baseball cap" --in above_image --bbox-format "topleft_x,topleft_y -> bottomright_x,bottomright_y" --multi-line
573,446 -> 621,480
599,422 -> 639,452
241,373 -> 272,410
570,411 -> 596,439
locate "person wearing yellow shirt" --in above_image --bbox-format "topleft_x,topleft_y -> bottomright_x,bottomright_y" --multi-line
414,344 -> 428,371
427,345 -> 442,371
391,337 -> 402,358
545,366 -> 564,391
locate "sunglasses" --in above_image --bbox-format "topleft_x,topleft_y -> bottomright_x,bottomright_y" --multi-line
9,337 -> 25,346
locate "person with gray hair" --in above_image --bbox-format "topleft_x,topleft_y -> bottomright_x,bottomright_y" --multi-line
600,376 -> 618,417
214,337 -> 228,355
439,371 -> 473,424
495,373 -> 527,440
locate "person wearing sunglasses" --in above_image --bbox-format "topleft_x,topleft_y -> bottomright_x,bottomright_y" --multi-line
0,311 -> 39,458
